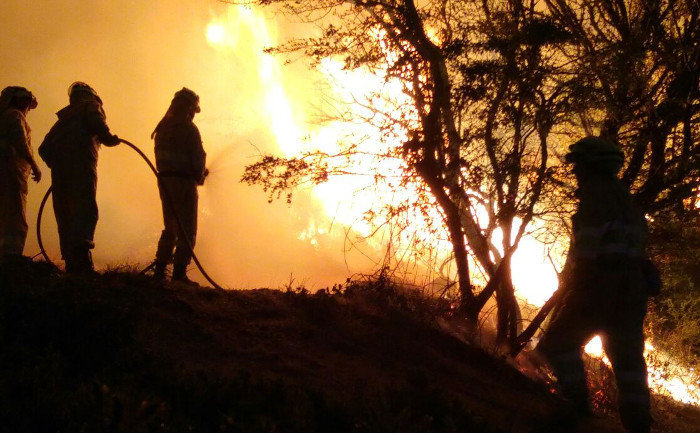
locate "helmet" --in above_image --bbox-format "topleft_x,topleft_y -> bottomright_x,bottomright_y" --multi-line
565,136 -> 624,174
68,81 -> 102,104
0,86 -> 38,110
172,87 -> 200,113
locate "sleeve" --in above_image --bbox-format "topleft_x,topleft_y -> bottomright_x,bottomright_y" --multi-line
5,111 -> 34,164
83,102 -> 118,146
189,125 -> 206,180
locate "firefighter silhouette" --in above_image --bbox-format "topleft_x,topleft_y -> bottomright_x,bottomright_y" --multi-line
537,137 -> 656,433
0,86 -> 41,259
39,82 -> 120,274
151,88 -> 207,284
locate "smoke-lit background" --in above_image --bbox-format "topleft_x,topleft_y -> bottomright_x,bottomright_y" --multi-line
0,0 -> 381,288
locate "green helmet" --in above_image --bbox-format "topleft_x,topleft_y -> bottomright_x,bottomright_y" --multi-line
172,87 -> 200,113
566,136 -> 624,174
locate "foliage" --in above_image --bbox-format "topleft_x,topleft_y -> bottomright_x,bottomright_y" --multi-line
647,212 -> 700,362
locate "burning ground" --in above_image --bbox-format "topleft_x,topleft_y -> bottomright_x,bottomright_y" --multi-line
1,260 -> 699,432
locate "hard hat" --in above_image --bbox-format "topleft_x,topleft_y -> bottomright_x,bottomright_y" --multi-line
565,136 -> 624,173
172,87 -> 200,113
68,81 -> 102,104
0,86 -> 38,109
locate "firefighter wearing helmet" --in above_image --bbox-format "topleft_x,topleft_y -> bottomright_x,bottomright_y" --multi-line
0,87 -> 41,260
151,88 -> 207,284
537,137 -> 655,433
38,82 -> 120,274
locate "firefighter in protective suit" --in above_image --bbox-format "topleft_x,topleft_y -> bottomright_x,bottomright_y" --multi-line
537,137 -> 654,433
151,88 -> 207,284
0,87 -> 41,259
39,82 -> 120,274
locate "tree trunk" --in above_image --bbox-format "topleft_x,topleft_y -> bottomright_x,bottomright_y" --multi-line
414,158 -> 475,315
495,255 -> 520,346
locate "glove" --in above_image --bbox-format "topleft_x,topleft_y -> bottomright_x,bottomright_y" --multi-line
105,134 -> 120,146
31,166 -> 42,183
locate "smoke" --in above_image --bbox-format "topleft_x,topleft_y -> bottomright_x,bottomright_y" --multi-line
0,0 -> 561,299
0,0 -> 375,288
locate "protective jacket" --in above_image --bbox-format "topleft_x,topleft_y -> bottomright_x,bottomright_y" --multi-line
538,173 -> 652,433
153,119 -> 206,268
154,120 -> 206,182
569,176 -> 646,263
0,108 -> 33,255
39,100 -> 118,267
40,100 -> 116,171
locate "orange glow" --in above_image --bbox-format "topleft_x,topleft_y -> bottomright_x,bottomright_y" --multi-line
1,0 -> 365,290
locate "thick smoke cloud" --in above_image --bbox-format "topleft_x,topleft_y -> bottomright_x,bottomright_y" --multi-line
0,0 -> 373,288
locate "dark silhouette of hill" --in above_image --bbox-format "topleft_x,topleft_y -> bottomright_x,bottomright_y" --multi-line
0,258 -> 671,432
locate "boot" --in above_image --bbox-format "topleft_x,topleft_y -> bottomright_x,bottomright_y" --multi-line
68,247 -> 97,276
153,262 -> 167,282
172,264 -> 198,286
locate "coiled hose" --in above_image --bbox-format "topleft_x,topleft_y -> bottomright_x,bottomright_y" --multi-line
36,138 -> 225,290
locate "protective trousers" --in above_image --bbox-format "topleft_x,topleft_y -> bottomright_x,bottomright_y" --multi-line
538,262 -> 651,433
0,164 -> 29,256
51,166 -> 98,269
155,177 -> 197,267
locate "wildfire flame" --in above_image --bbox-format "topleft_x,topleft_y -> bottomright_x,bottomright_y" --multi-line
584,337 -> 700,405
205,4 -> 699,407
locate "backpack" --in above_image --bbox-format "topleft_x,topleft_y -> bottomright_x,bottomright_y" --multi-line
39,113 -> 77,169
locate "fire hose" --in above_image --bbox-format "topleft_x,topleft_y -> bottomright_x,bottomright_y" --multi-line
36,138 -> 225,291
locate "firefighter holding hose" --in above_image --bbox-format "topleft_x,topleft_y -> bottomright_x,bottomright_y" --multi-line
39,82 -> 120,274
0,86 -> 41,261
536,137 -> 657,433
151,88 -> 207,284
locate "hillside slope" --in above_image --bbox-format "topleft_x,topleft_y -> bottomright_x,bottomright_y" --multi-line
0,259 -> 678,432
